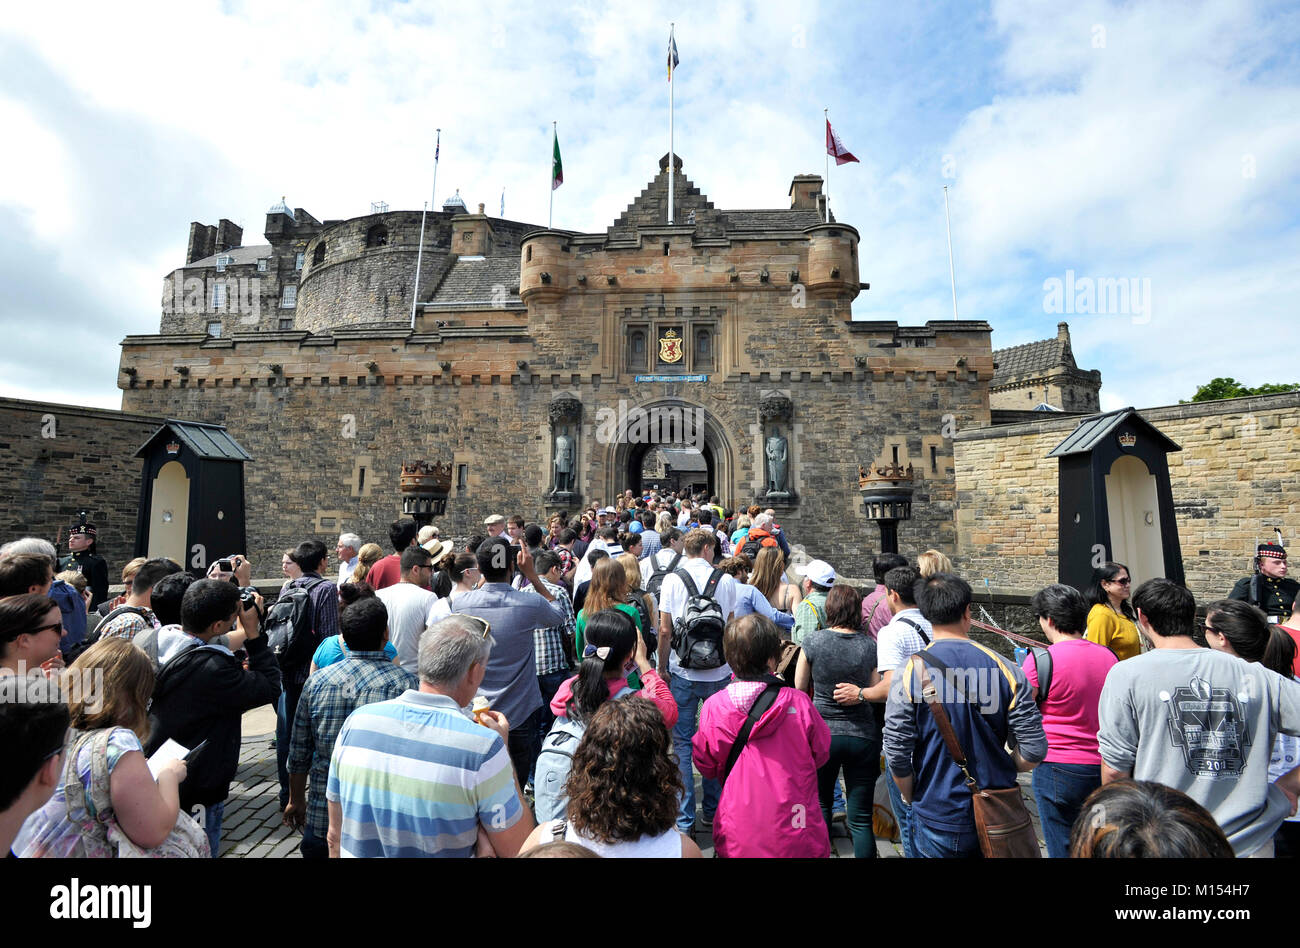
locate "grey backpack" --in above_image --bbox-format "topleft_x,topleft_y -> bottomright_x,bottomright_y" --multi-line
534,686 -> 634,822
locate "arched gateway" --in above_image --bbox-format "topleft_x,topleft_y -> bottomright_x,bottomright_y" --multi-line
606,398 -> 735,505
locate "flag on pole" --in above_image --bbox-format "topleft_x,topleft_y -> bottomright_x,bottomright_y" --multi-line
667,27 -> 679,81
500,188 -> 505,217
826,118 -> 859,165
552,133 -> 563,190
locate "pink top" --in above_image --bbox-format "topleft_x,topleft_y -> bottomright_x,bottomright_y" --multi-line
693,680 -> 831,858
1024,638 -> 1117,765
550,669 -> 679,729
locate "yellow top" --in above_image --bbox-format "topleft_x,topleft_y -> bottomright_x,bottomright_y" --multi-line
1085,603 -> 1142,661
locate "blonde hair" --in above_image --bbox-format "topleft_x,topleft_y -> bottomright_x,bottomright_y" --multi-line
352,543 -> 385,583
749,546 -> 787,600
917,550 -> 953,578
119,557 -> 148,584
616,553 -> 642,591
68,637 -> 154,742
56,570 -> 89,594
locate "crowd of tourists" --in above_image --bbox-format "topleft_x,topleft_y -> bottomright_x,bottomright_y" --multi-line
2,497 -> 1299,860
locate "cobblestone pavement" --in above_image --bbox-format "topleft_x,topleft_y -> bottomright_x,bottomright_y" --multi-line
219,710 -> 1047,858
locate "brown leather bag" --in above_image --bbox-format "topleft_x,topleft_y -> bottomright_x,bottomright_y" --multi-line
915,653 -> 1041,858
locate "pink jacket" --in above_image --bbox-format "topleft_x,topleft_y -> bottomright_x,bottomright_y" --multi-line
550,669 -> 679,729
693,680 -> 831,858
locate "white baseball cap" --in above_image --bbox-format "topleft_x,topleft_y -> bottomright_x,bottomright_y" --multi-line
803,560 -> 836,587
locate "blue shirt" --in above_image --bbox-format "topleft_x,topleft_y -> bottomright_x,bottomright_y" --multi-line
52,580 -> 86,653
326,690 -> 523,857
312,635 -> 398,669
451,583 -> 567,727
732,582 -> 795,631
883,638 -> 1046,833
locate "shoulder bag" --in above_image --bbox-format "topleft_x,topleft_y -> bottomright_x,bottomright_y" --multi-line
915,652 -> 1040,858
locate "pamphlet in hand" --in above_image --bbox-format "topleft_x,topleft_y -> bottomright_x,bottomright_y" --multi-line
147,739 -> 190,779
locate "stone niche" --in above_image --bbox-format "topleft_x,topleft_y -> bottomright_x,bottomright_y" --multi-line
546,394 -> 583,508
759,392 -> 795,504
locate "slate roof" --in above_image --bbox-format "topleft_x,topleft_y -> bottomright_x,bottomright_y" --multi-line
659,448 -> 708,472
723,209 -> 826,232
134,420 -> 253,461
183,245 -> 272,270
991,337 -> 1071,382
428,255 -> 521,305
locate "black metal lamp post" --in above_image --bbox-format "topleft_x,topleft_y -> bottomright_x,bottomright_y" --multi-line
401,460 -> 452,526
859,462 -> 915,555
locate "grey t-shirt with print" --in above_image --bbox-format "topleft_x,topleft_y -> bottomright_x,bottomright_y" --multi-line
1098,647 -> 1300,855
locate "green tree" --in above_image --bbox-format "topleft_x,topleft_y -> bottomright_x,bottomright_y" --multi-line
1183,377 -> 1299,403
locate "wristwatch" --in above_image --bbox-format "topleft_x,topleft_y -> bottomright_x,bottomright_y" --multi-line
857,687 -> 866,704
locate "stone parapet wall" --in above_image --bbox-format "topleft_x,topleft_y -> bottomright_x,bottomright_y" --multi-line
0,398 -> 163,568
953,391 -> 1300,603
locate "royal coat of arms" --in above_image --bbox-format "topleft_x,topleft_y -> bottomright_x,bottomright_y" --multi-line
658,329 -> 683,363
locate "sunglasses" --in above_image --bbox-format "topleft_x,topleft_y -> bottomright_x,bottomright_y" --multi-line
1108,577 -> 1131,586
463,615 -> 492,639
28,621 -> 64,637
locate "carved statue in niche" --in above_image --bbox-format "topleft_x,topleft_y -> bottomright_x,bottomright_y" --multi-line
765,434 -> 788,495
554,432 -> 575,493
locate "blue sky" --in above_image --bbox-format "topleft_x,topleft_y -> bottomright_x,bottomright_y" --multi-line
1,0 -> 1297,411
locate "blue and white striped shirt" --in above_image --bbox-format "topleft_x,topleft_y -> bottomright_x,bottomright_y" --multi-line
326,690 -> 522,857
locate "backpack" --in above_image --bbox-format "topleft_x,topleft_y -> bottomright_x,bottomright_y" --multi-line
534,687 -> 635,821
670,567 -> 727,669
1017,645 -> 1053,705
740,528 -> 777,562
262,578 -> 327,672
625,590 -> 656,653
645,551 -> 682,599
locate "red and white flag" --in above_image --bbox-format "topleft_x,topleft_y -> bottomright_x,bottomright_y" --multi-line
826,119 -> 859,165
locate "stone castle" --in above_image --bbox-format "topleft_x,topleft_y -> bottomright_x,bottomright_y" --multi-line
121,154 -> 1043,573
5,150 -> 1291,609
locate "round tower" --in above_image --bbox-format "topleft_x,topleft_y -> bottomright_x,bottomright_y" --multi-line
803,222 -> 861,300
519,231 -> 569,304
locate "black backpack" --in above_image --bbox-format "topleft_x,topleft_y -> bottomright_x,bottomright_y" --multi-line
670,567 -> 727,670
645,551 -> 682,599
262,578 -> 327,672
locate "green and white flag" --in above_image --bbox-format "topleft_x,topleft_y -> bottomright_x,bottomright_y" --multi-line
552,132 -> 563,191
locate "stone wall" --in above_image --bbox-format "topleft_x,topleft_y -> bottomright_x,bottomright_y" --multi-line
953,391 -> 1300,602
0,398 -> 162,568
117,326 -> 990,580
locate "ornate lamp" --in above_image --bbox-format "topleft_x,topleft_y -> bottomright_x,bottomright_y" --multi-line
400,460 -> 453,524
859,461 -> 914,555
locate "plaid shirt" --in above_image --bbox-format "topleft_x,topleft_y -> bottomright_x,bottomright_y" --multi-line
288,652 -> 415,841
639,530 -> 662,561
530,578 -> 575,676
98,606 -> 159,642
287,573 -> 341,686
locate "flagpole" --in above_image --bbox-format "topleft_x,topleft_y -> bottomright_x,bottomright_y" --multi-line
824,109 -> 830,223
411,127 -> 440,329
943,185 -> 959,320
549,121 -> 556,229
668,23 -> 675,225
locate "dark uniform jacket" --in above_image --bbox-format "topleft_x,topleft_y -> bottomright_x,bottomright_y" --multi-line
1229,574 -> 1299,619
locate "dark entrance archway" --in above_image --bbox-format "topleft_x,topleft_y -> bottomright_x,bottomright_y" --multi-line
629,443 -> 715,497
605,398 -> 735,506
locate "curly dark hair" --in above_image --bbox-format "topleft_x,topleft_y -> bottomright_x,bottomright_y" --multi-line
565,698 -> 682,843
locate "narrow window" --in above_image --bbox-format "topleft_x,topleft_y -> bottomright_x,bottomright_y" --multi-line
663,242 -> 670,256
281,285 -> 297,308
207,321 -> 222,338
312,243 -> 326,265
358,466 -> 366,492
930,445 -> 938,473
892,445 -> 899,466
295,252 -> 304,271
457,464 -> 468,490
211,283 -> 226,309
